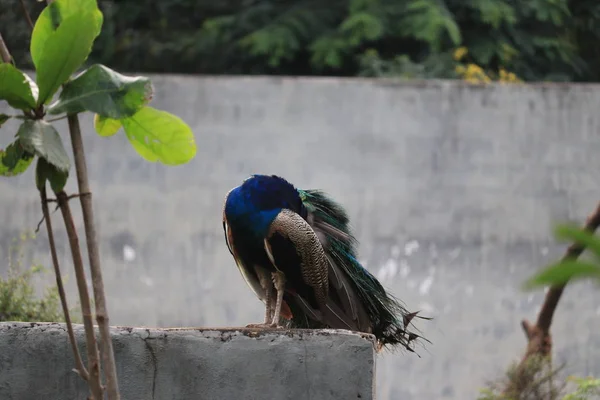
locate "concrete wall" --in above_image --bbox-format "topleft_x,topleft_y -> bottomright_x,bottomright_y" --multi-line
2,76 -> 600,399
0,322 -> 375,400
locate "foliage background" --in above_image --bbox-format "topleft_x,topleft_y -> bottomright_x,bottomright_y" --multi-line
2,0 -> 600,82
0,232 -> 66,323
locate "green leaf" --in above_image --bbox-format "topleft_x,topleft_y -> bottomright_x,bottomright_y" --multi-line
0,114 -> 10,127
0,142 -> 35,177
31,0 -> 103,68
35,157 -> 68,193
0,64 -> 38,110
47,64 -> 153,118
399,0 -> 462,50
2,141 -> 27,169
339,13 -> 384,46
16,120 -> 70,172
554,224 -> 600,260
523,260 -> 600,289
310,35 -> 347,69
468,0 -> 517,29
122,106 -> 196,165
93,114 -> 122,137
33,9 -> 104,105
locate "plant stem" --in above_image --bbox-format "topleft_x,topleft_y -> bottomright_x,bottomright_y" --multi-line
19,0 -> 35,31
67,114 -> 120,399
40,187 -> 89,381
0,33 -> 12,63
534,201 -> 600,333
57,190 -> 104,400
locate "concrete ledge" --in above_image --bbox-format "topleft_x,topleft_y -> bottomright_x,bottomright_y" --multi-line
0,322 -> 376,400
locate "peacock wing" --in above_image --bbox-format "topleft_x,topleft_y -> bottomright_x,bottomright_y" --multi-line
264,209 -> 329,306
265,209 -> 362,331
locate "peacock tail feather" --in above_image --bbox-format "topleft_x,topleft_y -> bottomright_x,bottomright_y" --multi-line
296,189 -> 430,352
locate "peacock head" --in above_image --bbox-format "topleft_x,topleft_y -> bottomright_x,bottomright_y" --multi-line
224,174 -> 306,236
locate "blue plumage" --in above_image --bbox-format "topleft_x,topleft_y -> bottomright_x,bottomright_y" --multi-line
222,174 -> 428,352
224,175 -> 305,237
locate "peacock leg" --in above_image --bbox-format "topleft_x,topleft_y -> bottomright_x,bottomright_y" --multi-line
270,271 -> 286,327
260,270 -> 274,324
246,268 -> 275,328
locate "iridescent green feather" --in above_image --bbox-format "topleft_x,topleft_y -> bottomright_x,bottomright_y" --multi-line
296,189 -> 429,351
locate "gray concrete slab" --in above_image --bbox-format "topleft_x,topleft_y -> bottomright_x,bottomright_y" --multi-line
2,77 -> 600,399
0,322 -> 375,400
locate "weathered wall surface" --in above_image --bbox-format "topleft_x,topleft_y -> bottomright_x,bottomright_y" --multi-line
2,77 -> 600,399
0,322 -> 375,400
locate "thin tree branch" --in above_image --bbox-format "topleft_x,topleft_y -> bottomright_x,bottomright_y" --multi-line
535,202 -> 600,332
45,192 -> 91,203
35,203 -> 61,233
19,0 -> 35,31
67,115 -> 120,399
57,190 -> 104,400
0,33 -> 12,64
507,201 -> 600,393
40,187 -> 89,381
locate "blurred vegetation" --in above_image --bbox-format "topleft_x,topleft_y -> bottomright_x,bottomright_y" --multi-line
476,222 -> 600,400
477,355 -> 600,399
0,232 -> 67,323
1,0 -> 600,82
478,356 -> 563,400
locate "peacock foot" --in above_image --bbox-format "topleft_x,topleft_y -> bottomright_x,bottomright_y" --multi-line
245,323 -> 272,329
245,322 -> 284,329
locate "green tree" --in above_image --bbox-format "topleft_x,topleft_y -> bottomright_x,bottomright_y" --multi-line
4,0 -> 599,82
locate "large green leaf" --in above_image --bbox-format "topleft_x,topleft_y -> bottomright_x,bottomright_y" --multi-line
31,0 -> 102,68
35,157 -> 68,193
524,260 -> 600,289
122,106 -> 196,165
0,64 -> 38,110
47,64 -> 153,118
16,120 -> 70,172
0,141 -> 35,177
93,114 -> 122,137
33,11 -> 104,105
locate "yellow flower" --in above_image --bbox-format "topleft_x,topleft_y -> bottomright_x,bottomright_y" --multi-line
453,46 -> 468,61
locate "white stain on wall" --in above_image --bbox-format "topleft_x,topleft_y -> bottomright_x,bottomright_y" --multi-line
419,276 -> 433,295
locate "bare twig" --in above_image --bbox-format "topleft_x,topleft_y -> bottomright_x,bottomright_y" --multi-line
19,0 -> 35,31
40,187 -> 89,381
0,33 -> 12,64
507,201 -> 600,393
46,192 -> 92,203
67,115 -> 120,399
35,203 -> 60,233
36,193 -> 89,234
57,190 -> 104,400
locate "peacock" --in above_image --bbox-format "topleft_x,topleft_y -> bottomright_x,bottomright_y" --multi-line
222,174 -> 429,352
